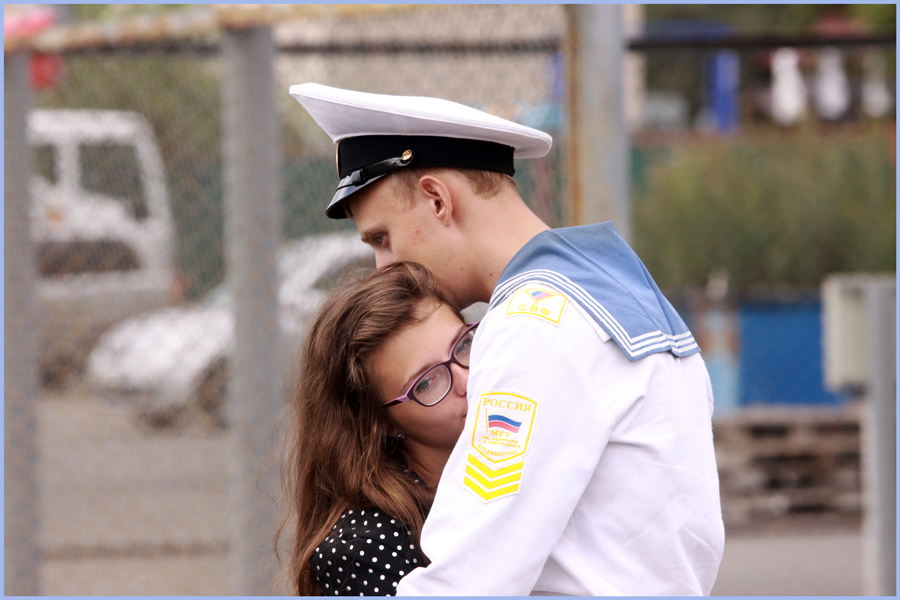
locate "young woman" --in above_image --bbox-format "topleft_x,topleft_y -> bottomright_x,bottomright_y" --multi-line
277,261 -> 477,596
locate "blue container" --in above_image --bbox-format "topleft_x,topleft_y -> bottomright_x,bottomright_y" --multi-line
738,300 -> 847,406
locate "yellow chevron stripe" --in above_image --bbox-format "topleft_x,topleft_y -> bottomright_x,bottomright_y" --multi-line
465,465 -> 523,489
467,454 -> 524,478
463,475 -> 520,501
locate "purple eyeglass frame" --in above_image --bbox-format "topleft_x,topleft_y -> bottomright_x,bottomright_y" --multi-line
383,322 -> 479,409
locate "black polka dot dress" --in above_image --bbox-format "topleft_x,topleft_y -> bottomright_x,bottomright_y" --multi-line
309,507 -> 426,596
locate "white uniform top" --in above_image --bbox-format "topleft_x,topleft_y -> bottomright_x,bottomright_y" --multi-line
397,223 -> 724,596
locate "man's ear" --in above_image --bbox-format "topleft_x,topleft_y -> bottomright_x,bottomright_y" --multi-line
418,174 -> 454,226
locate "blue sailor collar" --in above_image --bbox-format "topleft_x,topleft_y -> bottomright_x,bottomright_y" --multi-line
489,222 -> 699,361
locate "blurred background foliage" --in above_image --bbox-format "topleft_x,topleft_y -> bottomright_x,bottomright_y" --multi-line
646,4 -> 896,34
633,125 -> 895,294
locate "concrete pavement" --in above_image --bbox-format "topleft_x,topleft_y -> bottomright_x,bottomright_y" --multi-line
36,391 -> 236,595
28,391 -> 864,595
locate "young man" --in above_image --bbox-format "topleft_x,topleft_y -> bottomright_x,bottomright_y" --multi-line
291,83 -> 724,595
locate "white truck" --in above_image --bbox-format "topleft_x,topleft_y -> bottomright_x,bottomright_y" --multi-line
28,109 -> 178,385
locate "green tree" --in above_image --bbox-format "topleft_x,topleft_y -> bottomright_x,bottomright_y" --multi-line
634,126 -> 896,294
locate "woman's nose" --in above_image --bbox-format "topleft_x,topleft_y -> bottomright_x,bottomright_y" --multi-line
450,363 -> 468,397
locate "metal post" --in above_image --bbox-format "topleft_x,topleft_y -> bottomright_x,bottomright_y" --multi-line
861,281 -> 896,596
222,26 -> 283,595
564,5 -> 631,239
4,50 -> 41,595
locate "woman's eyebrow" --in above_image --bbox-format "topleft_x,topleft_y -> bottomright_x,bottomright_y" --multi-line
448,322 -> 467,353
398,354 -> 435,396
398,323 -> 469,395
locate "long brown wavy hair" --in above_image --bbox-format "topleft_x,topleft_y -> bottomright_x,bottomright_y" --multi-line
276,261 -> 458,595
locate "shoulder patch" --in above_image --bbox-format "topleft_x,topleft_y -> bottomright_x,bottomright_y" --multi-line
464,391 -> 538,503
505,287 -> 568,324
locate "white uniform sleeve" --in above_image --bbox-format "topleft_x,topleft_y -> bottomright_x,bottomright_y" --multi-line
397,287 -> 643,595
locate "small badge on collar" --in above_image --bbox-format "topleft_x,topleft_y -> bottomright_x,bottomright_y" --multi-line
505,288 -> 568,324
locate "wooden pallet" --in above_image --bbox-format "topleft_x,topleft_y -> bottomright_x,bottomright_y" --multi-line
713,405 -> 862,528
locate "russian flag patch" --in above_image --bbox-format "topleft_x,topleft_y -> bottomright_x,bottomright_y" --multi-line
465,391 -> 538,503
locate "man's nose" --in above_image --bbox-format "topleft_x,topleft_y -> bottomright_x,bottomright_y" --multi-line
374,252 -> 395,269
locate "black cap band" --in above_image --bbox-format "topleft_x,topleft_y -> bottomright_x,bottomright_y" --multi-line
337,135 -> 515,179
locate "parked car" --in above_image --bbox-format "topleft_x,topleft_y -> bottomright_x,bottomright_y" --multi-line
29,109 -> 178,386
85,232 -> 375,428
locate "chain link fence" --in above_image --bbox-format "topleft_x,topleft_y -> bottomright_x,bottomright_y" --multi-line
29,4 -> 568,389
8,5 -> 569,595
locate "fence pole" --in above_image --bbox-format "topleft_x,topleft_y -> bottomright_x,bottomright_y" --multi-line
4,50 -> 41,596
862,280 -> 896,596
564,4 -> 631,239
222,26 -> 283,595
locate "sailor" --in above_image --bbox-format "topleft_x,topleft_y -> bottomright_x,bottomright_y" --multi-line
290,83 -> 724,595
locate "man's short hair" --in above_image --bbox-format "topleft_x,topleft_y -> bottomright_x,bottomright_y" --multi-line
392,168 -> 517,203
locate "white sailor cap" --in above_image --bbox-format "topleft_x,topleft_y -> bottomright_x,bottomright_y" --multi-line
289,83 -> 553,219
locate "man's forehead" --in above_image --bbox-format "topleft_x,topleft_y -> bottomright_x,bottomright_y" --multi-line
348,177 -> 402,221
349,190 -> 390,243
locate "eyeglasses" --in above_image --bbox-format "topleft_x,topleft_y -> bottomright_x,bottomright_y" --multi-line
383,322 -> 478,409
